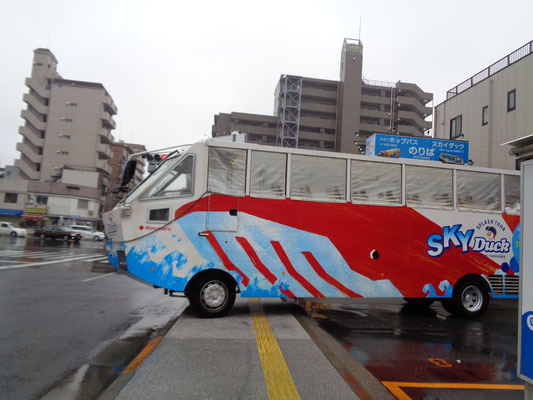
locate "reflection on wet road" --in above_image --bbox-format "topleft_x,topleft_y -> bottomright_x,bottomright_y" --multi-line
0,236 -> 185,400
297,298 -> 524,400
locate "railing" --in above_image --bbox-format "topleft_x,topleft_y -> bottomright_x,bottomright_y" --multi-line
362,76 -> 396,88
446,41 -> 533,100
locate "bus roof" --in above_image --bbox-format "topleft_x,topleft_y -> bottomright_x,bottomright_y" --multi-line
205,139 -> 519,176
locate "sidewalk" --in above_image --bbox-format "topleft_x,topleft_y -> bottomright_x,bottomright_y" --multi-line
102,298 -> 360,400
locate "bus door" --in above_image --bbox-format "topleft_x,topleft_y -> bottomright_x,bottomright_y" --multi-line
205,147 -> 247,233
206,194 -> 240,232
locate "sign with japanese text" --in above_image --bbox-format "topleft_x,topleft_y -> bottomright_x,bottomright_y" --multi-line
365,134 -> 469,165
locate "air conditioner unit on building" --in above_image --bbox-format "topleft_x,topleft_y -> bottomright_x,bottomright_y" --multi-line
88,210 -> 94,216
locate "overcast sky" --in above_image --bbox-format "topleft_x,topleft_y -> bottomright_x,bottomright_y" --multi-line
1,0 -> 532,167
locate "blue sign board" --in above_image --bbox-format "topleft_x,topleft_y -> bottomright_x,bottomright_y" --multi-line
365,134 -> 469,165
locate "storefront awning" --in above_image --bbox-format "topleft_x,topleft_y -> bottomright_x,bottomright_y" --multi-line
21,214 -> 47,220
0,209 -> 23,216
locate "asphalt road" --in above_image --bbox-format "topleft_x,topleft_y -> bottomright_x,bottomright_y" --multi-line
298,298 -> 524,400
0,236 -> 183,400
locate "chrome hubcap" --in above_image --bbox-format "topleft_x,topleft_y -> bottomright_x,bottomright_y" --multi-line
201,281 -> 227,310
462,285 -> 483,312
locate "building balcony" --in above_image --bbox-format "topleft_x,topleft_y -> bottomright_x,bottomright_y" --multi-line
101,110 -> 116,129
299,116 -> 336,130
24,78 -> 50,99
359,123 -> 390,134
396,82 -> 433,105
299,101 -> 337,114
397,124 -> 423,137
231,124 -> 276,136
360,94 -> 390,106
21,109 -> 46,131
360,109 -> 390,120
14,158 -> 39,180
99,129 -> 114,145
95,158 -> 111,174
396,95 -> 432,117
97,142 -> 113,160
298,131 -> 336,142
18,126 -> 44,147
103,95 -> 118,115
23,93 -> 48,115
397,110 -> 432,131
16,142 -> 42,164
301,87 -> 338,99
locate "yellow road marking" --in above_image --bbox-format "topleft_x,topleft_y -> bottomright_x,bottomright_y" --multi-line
123,337 -> 163,374
382,381 -> 525,400
249,299 -> 301,400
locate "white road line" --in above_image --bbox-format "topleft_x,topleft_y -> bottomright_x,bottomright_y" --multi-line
0,255 -> 104,270
81,256 -> 108,262
82,272 -> 116,282
0,260 -> 26,264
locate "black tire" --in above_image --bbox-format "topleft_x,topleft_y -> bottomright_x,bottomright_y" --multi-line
188,272 -> 236,318
449,279 -> 489,318
10,231 -> 17,238
93,236 -> 100,241
404,298 -> 435,307
64,235 -> 69,241
39,233 -> 45,240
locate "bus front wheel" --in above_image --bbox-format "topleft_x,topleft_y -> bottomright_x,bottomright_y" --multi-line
188,273 -> 236,318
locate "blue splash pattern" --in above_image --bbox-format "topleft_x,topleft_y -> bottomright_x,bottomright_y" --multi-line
422,280 -> 452,298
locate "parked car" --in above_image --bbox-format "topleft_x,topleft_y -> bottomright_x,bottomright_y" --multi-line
70,225 -> 105,241
0,222 -> 27,237
34,225 -> 82,241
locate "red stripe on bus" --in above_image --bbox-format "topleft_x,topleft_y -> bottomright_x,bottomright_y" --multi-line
271,241 -> 324,298
302,251 -> 362,298
204,232 -> 250,286
236,237 -> 278,284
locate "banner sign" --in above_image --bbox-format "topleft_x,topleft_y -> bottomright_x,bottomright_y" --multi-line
365,134 -> 469,165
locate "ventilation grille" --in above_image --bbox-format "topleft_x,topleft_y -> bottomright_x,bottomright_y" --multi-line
488,275 -> 519,295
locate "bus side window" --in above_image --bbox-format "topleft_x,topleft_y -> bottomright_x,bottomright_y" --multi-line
250,151 -> 286,198
208,148 -> 247,195
351,160 -> 401,205
504,175 -> 520,215
406,166 -> 453,208
457,171 -> 501,211
290,155 -> 346,202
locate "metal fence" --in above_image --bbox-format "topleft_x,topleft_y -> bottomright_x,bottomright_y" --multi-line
446,41 -> 533,100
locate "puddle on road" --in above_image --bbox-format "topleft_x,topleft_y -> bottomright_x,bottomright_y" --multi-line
295,298 -> 524,399
41,334 -> 151,400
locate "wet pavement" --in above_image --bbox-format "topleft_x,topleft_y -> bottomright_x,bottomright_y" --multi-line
0,236 -> 184,400
297,298 -> 525,400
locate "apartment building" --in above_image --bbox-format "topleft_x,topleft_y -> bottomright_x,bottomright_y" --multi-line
3,48 -> 118,226
213,39 -> 432,154
434,41 -> 533,170
106,141 -> 147,210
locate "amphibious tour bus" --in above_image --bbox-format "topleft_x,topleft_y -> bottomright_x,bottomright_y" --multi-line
103,140 -> 520,318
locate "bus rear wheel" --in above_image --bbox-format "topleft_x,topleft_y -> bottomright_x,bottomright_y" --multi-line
188,273 -> 236,318
443,279 -> 489,318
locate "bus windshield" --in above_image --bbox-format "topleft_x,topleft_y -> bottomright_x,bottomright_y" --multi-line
121,152 -> 182,204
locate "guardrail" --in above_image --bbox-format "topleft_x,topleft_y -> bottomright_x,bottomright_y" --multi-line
446,41 -> 533,100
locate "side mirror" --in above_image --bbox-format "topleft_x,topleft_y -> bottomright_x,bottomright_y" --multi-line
111,159 -> 137,193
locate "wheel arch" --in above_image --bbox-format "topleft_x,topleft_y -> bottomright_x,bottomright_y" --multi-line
453,273 -> 492,296
184,268 -> 239,297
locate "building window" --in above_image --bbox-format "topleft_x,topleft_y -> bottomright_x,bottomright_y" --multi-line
77,199 -> 89,209
4,193 -> 17,203
450,115 -> 462,139
482,106 -> 488,126
36,195 -> 48,205
64,118 -> 73,123
507,89 -> 516,112
60,151 -> 69,155
36,62 -> 43,67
